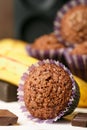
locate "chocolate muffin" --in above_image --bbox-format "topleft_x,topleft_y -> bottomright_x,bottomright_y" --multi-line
61,5 -> 87,44
31,33 -> 64,50
26,33 -> 65,61
18,60 -> 80,122
70,42 -> 87,55
64,42 -> 87,81
54,0 -> 87,46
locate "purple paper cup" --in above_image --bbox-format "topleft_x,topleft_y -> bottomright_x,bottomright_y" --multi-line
26,45 -> 65,62
64,48 -> 87,82
54,0 -> 87,46
17,59 -> 80,123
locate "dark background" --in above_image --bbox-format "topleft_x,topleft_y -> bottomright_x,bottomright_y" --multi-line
0,0 -> 69,43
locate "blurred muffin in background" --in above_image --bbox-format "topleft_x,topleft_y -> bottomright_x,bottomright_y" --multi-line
64,42 -> 87,81
31,33 -> 64,50
26,33 -> 65,62
54,0 -> 87,46
70,41 -> 87,55
61,5 -> 87,45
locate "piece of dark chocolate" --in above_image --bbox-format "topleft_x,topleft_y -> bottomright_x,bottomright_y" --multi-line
0,80 -> 17,102
0,109 -> 18,126
71,113 -> 87,127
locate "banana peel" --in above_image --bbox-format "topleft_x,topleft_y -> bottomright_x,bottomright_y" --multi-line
74,76 -> 87,108
0,54 -> 86,108
0,39 -> 28,55
0,39 -> 38,85
6,51 -> 38,66
0,39 -> 87,108
0,55 -> 38,86
0,68 -> 20,85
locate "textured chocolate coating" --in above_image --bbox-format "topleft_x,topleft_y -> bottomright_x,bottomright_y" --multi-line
71,113 -> 87,127
31,33 -> 64,50
0,80 -> 17,102
0,109 -> 18,126
24,63 -> 72,119
70,42 -> 87,55
61,5 -> 87,44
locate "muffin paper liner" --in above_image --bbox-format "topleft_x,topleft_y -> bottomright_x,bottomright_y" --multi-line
64,48 -> 87,82
17,59 -> 80,123
54,0 -> 87,46
26,45 -> 65,61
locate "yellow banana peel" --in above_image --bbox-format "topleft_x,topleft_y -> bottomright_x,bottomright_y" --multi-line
0,39 -> 28,55
0,55 -> 37,85
0,69 -> 20,86
0,39 -> 87,108
0,39 -> 38,85
74,76 -> 87,108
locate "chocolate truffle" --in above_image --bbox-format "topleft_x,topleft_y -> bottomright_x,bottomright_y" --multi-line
18,60 -> 80,122
31,33 -> 64,50
26,33 -> 65,61
61,5 -> 87,44
70,42 -> 87,55
24,63 -> 72,119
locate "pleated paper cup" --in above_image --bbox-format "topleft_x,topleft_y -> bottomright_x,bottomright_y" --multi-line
64,48 -> 87,81
17,59 -> 80,123
26,45 -> 65,62
54,0 -> 87,46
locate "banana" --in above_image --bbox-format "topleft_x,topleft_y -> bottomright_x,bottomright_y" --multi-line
74,76 -> 87,108
0,39 -> 87,108
0,39 -> 28,55
0,39 -> 38,85
0,56 -> 27,77
0,54 -> 86,108
0,54 -> 38,85
0,69 -> 20,85
6,51 -> 38,66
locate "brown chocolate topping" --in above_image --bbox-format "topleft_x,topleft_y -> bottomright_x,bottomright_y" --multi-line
31,33 -> 64,50
61,5 -> 87,44
24,63 -> 72,119
70,42 -> 87,55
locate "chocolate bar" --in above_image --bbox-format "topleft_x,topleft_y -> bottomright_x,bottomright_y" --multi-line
0,109 -> 18,126
71,113 -> 87,127
0,80 -> 17,102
